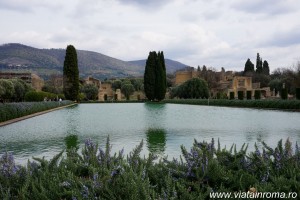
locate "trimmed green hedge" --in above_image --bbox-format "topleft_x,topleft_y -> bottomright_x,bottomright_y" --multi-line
24,91 -> 64,102
163,99 -> 300,110
0,101 -> 73,123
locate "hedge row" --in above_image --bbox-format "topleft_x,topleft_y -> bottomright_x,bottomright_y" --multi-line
0,101 -> 73,123
163,99 -> 300,110
24,91 -> 64,102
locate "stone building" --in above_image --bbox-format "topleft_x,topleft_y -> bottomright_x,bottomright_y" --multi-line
98,82 -> 121,101
175,68 -> 198,85
174,68 -> 271,99
83,77 -> 122,101
85,76 -> 101,88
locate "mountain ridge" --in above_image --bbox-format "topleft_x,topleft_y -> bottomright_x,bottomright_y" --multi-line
0,43 -> 188,80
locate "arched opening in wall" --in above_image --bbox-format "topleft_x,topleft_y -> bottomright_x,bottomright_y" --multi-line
114,94 -> 118,101
137,94 -> 140,101
261,90 -> 267,98
104,94 -> 108,101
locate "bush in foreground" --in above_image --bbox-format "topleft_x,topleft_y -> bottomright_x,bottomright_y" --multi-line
1,137 -> 299,199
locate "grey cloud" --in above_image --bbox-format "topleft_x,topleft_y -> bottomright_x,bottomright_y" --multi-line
116,0 -> 172,8
231,0 -> 297,15
0,0 -> 62,13
263,28 -> 300,47
0,1 -> 32,12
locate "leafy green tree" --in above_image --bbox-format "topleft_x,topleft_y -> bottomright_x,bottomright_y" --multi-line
11,79 -> 26,101
63,45 -> 79,101
42,74 -> 63,94
121,82 -> 135,100
130,78 -> 144,91
82,84 -> 98,100
0,82 -> 5,101
252,73 -> 271,87
112,80 -> 122,91
244,58 -> 254,73
256,53 -> 263,73
262,60 -> 270,75
0,79 -> 15,102
176,78 -> 209,99
268,78 -> 282,95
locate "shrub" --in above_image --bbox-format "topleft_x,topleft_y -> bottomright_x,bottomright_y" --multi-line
254,90 -> 261,100
1,137 -> 299,199
281,88 -> 288,100
217,92 -> 227,99
229,92 -> 235,100
0,101 -> 73,122
175,78 -> 209,99
24,91 -> 63,102
162,99 -> 300,110
238,91 -> 244,100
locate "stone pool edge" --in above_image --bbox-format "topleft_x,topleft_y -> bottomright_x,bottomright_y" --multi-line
0,103 -> 77,127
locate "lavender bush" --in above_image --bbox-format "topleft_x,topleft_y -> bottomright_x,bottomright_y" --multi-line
0,101 -> 73,123
0,137 -> 299,199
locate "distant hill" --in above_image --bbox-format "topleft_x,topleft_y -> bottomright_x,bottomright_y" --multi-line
0,43 -> 187,80
128,59 -> 188,74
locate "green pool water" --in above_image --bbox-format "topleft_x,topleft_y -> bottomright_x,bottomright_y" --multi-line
1,103 -> 300,164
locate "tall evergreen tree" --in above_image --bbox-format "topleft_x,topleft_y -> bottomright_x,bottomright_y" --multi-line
63,45 -> 79,101
156,51 -> 166,101
144,52 -> 156,100
244,58 -> 254,73
144,51 -> 166,101
256,53 -> 263,73
262,60 -> 270,75
197,66 -> 201,72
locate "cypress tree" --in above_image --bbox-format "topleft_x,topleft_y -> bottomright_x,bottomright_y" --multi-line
244,58 -> 254,73
63,45 -> 79,101
262,60 -> 270,75
156,51 -> 166,101
256,53 -> 263,73
144,52 -> 156,100
144,51 -> 166,101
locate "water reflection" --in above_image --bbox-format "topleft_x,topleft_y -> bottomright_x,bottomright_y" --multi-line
146,128 -> 166,155
65,107 -> 80,135
144,103 -> 167,129
65,134 -> 79,150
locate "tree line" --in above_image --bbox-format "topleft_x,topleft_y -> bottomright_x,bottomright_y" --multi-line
242,53 -> 300,97
0,79 -> 32,102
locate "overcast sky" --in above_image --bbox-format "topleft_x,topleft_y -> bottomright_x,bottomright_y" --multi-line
1,0 -> 300,72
